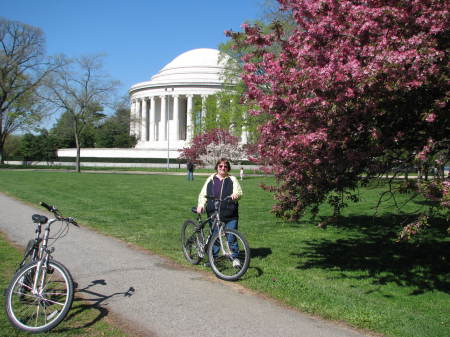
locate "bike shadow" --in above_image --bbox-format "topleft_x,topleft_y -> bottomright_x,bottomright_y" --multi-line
54,279 -> 135,331
241,247 -> 272,279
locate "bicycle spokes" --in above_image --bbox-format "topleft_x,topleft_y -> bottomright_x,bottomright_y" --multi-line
208,228 -> 250,281
6,261 -> 73,332
181,220 -> 203,265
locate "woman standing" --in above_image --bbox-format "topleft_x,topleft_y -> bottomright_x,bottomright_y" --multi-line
196,158 -> 243,266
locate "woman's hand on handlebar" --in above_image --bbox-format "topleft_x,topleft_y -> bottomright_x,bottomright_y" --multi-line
196,206 -> 204,214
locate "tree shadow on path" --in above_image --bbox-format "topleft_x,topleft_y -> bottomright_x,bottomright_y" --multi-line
292,214 -> 450,294
56,279 -> 135,332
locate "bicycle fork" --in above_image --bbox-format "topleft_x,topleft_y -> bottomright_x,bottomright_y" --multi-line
217,227 -> 232,258
32,259 -> 47,296
31,248 -> 54,296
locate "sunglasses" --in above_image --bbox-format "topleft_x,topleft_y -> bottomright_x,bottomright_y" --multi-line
218,165 -> 228,169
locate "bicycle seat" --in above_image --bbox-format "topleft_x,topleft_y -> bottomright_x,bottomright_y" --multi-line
32,214 -> 48,224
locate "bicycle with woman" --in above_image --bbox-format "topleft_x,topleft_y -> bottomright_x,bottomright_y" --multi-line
181,158 -> 250,281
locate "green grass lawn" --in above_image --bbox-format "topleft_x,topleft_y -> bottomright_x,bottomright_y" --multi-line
0,170 -> 448,337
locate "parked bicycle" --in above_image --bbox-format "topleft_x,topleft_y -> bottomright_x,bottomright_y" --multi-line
4,202 -> 78,333
181,196 -> 250,281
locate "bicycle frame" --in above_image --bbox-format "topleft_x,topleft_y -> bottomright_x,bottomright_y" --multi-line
194,199 -> 231,257
18,226 -> 41,270
24,203 -> 77,295
29,218 -> 56,294
193,215 -> 211,257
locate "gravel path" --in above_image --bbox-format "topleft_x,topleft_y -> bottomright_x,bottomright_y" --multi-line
0,192 -> 370,337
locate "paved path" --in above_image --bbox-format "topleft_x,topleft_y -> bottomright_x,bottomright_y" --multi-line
0,192 -> 370,337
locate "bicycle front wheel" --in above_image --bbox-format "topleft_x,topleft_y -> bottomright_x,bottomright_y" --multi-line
5,260 -> 74,333
208,228 -> 250,281
181,220 -> 202,265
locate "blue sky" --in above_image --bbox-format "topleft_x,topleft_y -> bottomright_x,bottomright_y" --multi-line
2,0 -> 265,98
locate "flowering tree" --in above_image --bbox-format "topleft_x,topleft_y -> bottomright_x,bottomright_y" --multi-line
179,128 -> 245,165
227,0 -> 449,228
199,142 -> 246,167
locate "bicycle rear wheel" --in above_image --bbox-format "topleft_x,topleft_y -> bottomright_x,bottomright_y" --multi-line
181,220 -> 202,265
17,240 -> 40,297
5,260 -> 74,333
208,228 -> 250,281
19,240 -> 38,269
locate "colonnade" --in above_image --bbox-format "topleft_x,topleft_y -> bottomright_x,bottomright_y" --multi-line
131,94 -> 203,145
130,93 -> 249,148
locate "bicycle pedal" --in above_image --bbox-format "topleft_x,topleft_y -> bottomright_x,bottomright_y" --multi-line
47,310 -> 59,320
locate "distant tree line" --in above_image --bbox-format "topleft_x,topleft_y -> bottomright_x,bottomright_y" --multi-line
4,105 -> 136,162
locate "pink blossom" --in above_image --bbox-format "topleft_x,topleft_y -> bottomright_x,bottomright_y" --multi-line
345,88 -> 355,98
370,128 -> 380,140
425,113 -> 437,122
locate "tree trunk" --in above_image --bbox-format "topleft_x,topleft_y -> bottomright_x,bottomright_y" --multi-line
76,146 -> 81,173
0,118 -> 3,164
417,164 -> 423,183
74,133 -> 81,173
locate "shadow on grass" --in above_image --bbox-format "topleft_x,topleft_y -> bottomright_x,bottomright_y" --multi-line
251,247 -> 272,259
292,215 -> 450,294
245,248 -> 272,279
56,279 -> 135,332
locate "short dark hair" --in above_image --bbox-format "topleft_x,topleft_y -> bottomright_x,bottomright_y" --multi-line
214,158 -> 231,171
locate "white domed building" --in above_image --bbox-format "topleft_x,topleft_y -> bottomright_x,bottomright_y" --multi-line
58,48 -> 246,164
129,48 -> 233,156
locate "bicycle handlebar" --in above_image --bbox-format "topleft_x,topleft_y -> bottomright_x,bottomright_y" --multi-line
40,201 -> 78,226
192,196 -> 234,215
40,201 -> 56,212
67,217 -> 79,226
205,195 -> 232,201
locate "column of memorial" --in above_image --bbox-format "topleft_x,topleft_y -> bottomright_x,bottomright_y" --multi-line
149,96 -> 155,141
241,108 -> 248,144
141,98 -> 148,142
186,95 -> 193,141
201,94 -> 207,130
136,99 -> 142,140
130,100 -> 136,136
173,95 -> 179,141
160,95 -> 167,141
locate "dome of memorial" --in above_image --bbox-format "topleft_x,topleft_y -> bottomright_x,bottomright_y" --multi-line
148,48 -> 227,86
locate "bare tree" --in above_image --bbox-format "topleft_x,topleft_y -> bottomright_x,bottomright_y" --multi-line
42,54 -> 119,172
0,18 -> 64,163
